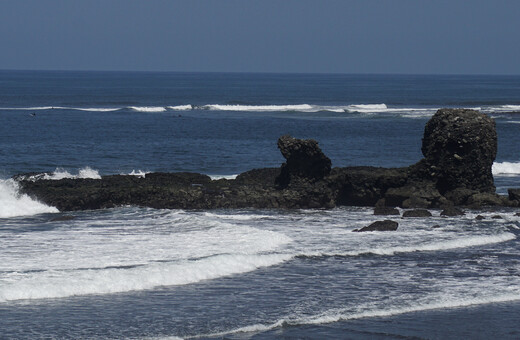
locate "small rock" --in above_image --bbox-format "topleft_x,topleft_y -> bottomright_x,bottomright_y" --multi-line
353,220 -> 398,232
475,215 -> 485,220
402,209 -> 432,217
432,225 -> 442,229
441,207 -> 465,216
374,206 -> 400,216
491,215 -> 503,219
515,212 -> 520,217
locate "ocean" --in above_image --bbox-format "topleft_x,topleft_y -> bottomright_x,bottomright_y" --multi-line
0,71 -> 519,339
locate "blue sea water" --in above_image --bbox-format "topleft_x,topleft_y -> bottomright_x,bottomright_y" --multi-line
0,71 -> 520,339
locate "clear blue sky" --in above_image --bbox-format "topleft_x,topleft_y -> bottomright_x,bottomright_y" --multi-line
1,0 -> 519,74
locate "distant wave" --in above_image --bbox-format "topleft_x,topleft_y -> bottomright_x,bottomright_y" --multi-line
493,162 -> 520,176
0,179 -> 58,218
128,106 -> 167,112
72,107 -> 120,112
168,105 -> 193,111
2,103 -> 520,116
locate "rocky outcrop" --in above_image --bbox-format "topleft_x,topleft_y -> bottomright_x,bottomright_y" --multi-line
16,109 -> 518,212
412,108 -> 497,194
275,135 -> 331,188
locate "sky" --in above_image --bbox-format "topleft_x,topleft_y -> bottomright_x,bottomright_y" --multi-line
0,0 -> 519,75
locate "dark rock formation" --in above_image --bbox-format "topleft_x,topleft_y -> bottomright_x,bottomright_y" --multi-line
402,209 -> 432,218
412,108 -> 497,194
15,108 -> 517,212
353,220 -> 398,232
332,167 -> 408,206
275,135 -> 331,188
476,215 -> 485,220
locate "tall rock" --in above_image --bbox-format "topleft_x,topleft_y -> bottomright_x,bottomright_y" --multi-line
412,108 -> 497,194
275,135 -> 331,188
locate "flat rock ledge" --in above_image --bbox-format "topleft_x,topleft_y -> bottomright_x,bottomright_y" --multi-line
16,109 -> 520,212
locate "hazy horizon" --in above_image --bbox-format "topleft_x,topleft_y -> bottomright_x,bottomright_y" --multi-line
1,0 -> 519,75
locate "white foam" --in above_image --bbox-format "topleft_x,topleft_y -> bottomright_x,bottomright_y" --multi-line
332,233 -> 516,256
72,107 -> 120,112
0,253 -> 291,302
168,105 -> 193,111
0,106 -> 62,110
129,106 -> 167,112
202,104 -> 315,112
348,104 -> 388,111
209,174 -> 238,180
127,170 -> 150,178
31,167 -> 102,180
492,162 -> 520,176
0,179 -> 58,218
483,105 -> 520,113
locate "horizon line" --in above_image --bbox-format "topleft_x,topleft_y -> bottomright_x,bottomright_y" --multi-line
1,68 -> 519,77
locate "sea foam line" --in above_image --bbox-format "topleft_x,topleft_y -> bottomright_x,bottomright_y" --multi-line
197,293 -> 520,338
0,254 -> 292,302
300,233 -> 516,257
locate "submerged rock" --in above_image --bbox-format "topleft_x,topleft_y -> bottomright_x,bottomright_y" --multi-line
353,220 -> 398,232
402,209 -> 432,217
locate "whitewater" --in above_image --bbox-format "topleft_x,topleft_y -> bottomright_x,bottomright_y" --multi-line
2,103 -> 520,117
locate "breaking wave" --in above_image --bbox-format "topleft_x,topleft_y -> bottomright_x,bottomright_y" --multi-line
0,253 -> 292,302
168,105 -> 193,111
127,169 -> 150,178
22,167 -> 102,181
493,162 -> 520,176
209,174 -> 238,180
0,179 -> 58,218
128,106 -> 167,112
